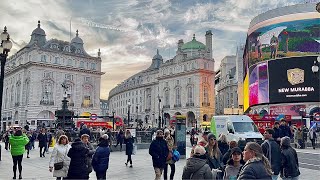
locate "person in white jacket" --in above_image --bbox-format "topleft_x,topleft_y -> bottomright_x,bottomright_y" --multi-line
49,135 -> 71,180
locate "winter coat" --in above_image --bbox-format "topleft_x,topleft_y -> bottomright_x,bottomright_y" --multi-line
261,139 -> 282,175
9,134 -> 29,156
273,127 -> 282,144
92,140 -> 110,172
279,125 -> 291,138
165,135 -> 175,164
124,136 -> 134,155
280,146 -> 300,178
218,141 -> 229,156
149,137 -> 169,168
309,130 -> 317,140
67,141 -> 89,179
37,133 -> 48,148
79,128 -> 91,138
222,149 -> 232,165
224,164 -> 241,180
182,157 -> 213,179
205,146 -> 222,170
237,157 -> 272,180
84,142 -> 95,173
117,131 -> 124,141
49,144 -> 71,178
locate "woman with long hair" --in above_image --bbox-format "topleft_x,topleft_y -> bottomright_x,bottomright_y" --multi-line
49,135 -> 71,180
205,133 -> 222,170
9,129 -> 29,179
238,142 -> 272,179
164,129 -> 175,180
223,147 -> 244,180
218,133 -> 229,157
124,130 -> 134,168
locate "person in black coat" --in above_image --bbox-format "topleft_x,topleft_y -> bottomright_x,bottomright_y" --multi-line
222,140 -> 238,165
114,129 -> 124,151
92,134 -> 110,180
67,138 -> 89,180
238,142 -> 272,180
37,128 -> 48,157
124,130 -> 134,168
217,133 -> 229,157
261,128 -> 282,180
280,137 -> 300,179
79,124 -> 91,138
279,119 -> 291,138
273,122 -> 283,145
149,130 -> 169,180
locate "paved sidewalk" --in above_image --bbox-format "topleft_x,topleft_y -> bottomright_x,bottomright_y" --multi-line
0,142 -> 318,179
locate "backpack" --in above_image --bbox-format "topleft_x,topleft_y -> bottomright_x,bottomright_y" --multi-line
172,150 -> 180,162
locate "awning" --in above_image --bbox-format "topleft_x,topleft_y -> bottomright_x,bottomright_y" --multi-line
201,121 -> 210,127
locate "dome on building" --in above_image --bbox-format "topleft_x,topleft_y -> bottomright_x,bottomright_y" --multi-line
181,34 -> 206,51
31,20 -> 46,36
152,49 -> 163,60
71,30 -> 83,44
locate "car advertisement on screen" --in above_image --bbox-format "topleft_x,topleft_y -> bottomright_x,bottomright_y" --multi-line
268,56 -> 320,103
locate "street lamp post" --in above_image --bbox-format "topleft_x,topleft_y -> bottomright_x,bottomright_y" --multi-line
157,95 -> 162,129
312,56 -> 320,121
127,100 -> 131,127
112,110 -> 115,131
0,27 -> 12,131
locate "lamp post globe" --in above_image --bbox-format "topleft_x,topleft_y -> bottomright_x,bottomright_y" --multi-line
312,61 -> 319,74
127,100 -> 131,127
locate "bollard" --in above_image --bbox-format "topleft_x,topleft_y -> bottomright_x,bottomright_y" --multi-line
0,144 -> 2,161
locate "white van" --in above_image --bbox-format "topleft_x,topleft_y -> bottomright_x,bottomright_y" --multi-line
210,115 -> 263,149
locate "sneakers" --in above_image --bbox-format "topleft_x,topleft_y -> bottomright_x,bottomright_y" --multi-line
125,163 -> 128,166
129,165 -> 133,168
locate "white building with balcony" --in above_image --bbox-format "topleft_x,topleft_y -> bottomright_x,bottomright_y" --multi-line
1,21 -> 104,131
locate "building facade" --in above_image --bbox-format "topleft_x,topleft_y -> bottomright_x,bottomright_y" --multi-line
1,21 -> 104,131
215,56 -> 238,115
108,31 -> 215,128
100,99 -> 109,117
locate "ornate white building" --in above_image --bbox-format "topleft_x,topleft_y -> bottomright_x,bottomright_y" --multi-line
108,31 -> 215,128
1,21 -> 104,131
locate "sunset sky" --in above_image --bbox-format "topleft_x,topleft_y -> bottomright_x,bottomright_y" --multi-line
0,0 -> 303,99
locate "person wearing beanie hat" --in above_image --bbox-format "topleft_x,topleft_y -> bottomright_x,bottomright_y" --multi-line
223,147 -> 244,180
92,131 -> 110,180
280,137 -> 300,179
182,145 -> 212,179
67,137 -> 90,179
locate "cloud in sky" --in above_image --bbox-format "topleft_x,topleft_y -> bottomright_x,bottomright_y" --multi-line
0,0 -> 301,99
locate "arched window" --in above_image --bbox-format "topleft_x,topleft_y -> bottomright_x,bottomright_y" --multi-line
82,84 -> 93,108
165,89 -> 170,106
203,86 -> 209,105
187,86 -> 193,104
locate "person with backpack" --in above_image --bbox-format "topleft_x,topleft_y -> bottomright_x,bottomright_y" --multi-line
92,134 -> 110,180
261,128 -> 282,180
182,145 -> 212,179
280,137 -> 300,180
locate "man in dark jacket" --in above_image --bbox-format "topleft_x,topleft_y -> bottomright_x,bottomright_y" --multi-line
280,137 -> 300,179
37,128 -> 48,157
279,119 -> 291,138
149,130 -> 169,180
81,134 -> 95,174
261,128 -> 282,180
273,122 -> 282,145
182,145 -> 212,179
92,134 -> 110,180
79,124 -> 91,138
67,138 -> 89,180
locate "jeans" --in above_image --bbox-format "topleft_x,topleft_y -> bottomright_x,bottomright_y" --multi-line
127,155 -> 132,165
154,168 -> 163,180
164,163 -> 175,180
12,155 -> 23,177
96,171 -> 107,180
310,139 -> 316,149
272,174 -> 279,180
40,146 -> 45,157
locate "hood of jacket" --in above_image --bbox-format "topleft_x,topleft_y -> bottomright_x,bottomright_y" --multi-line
71,141 -> 86,150
98,139 -> 109,147
184,157 -> 207,173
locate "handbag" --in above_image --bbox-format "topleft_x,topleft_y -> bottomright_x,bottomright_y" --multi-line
166,151 -> 173,161
54,147 -> 68,170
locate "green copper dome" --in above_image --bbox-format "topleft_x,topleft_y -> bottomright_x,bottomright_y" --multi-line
181,34 -> 206,50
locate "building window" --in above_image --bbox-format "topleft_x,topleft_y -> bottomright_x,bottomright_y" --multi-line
54,57 -> 60,64
65,74 -> 73,80
175,88 -> 181,105
203,86 -> 208,104
165,90 -> 170,106
204,62 -> 208,69
67,59 -> 73,66
80,61 -> 84,68
91,63 -> 96,70
187,86 -> 193,104
40,55 -> 47,62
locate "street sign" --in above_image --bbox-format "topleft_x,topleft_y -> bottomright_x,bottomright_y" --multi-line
90,114 -> 97,120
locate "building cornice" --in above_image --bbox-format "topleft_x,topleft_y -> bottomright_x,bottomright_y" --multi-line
158,69 -> 214,80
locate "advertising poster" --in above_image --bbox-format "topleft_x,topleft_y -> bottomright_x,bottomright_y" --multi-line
268,56 -> 320,103
270,105 -> 306,116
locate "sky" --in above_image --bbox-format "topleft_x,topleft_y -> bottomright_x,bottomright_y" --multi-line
0,0 -> 305,99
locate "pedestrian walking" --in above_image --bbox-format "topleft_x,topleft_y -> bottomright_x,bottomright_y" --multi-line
238,142 -> 272,180
31,130 -> 37,149
81,134 -> 95,174
92,134 -> 110,180
124,130 -> 134,168
296,128 -> 303,149
279,119 -> 292,138
273,122 -> 283,145
182,145 -> 212,179
49,135 -> 71,180
222,141 -> 238,165
164,129 -> 175,180
9,129 -> 30,179
67,138 -> 89,180
114,129 -> 124,151
25,132 -> 32,158
218,133 -> 229,157
223,147 -> 244,180
46,130 -> 53,153
79,124 -> 91,138
149,130 -> 169,180
309,127 -> 317,149
37,128 -> 48,157
280,137 -> 300,180
261,128 -> 282,180
4,131 -> 10,150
